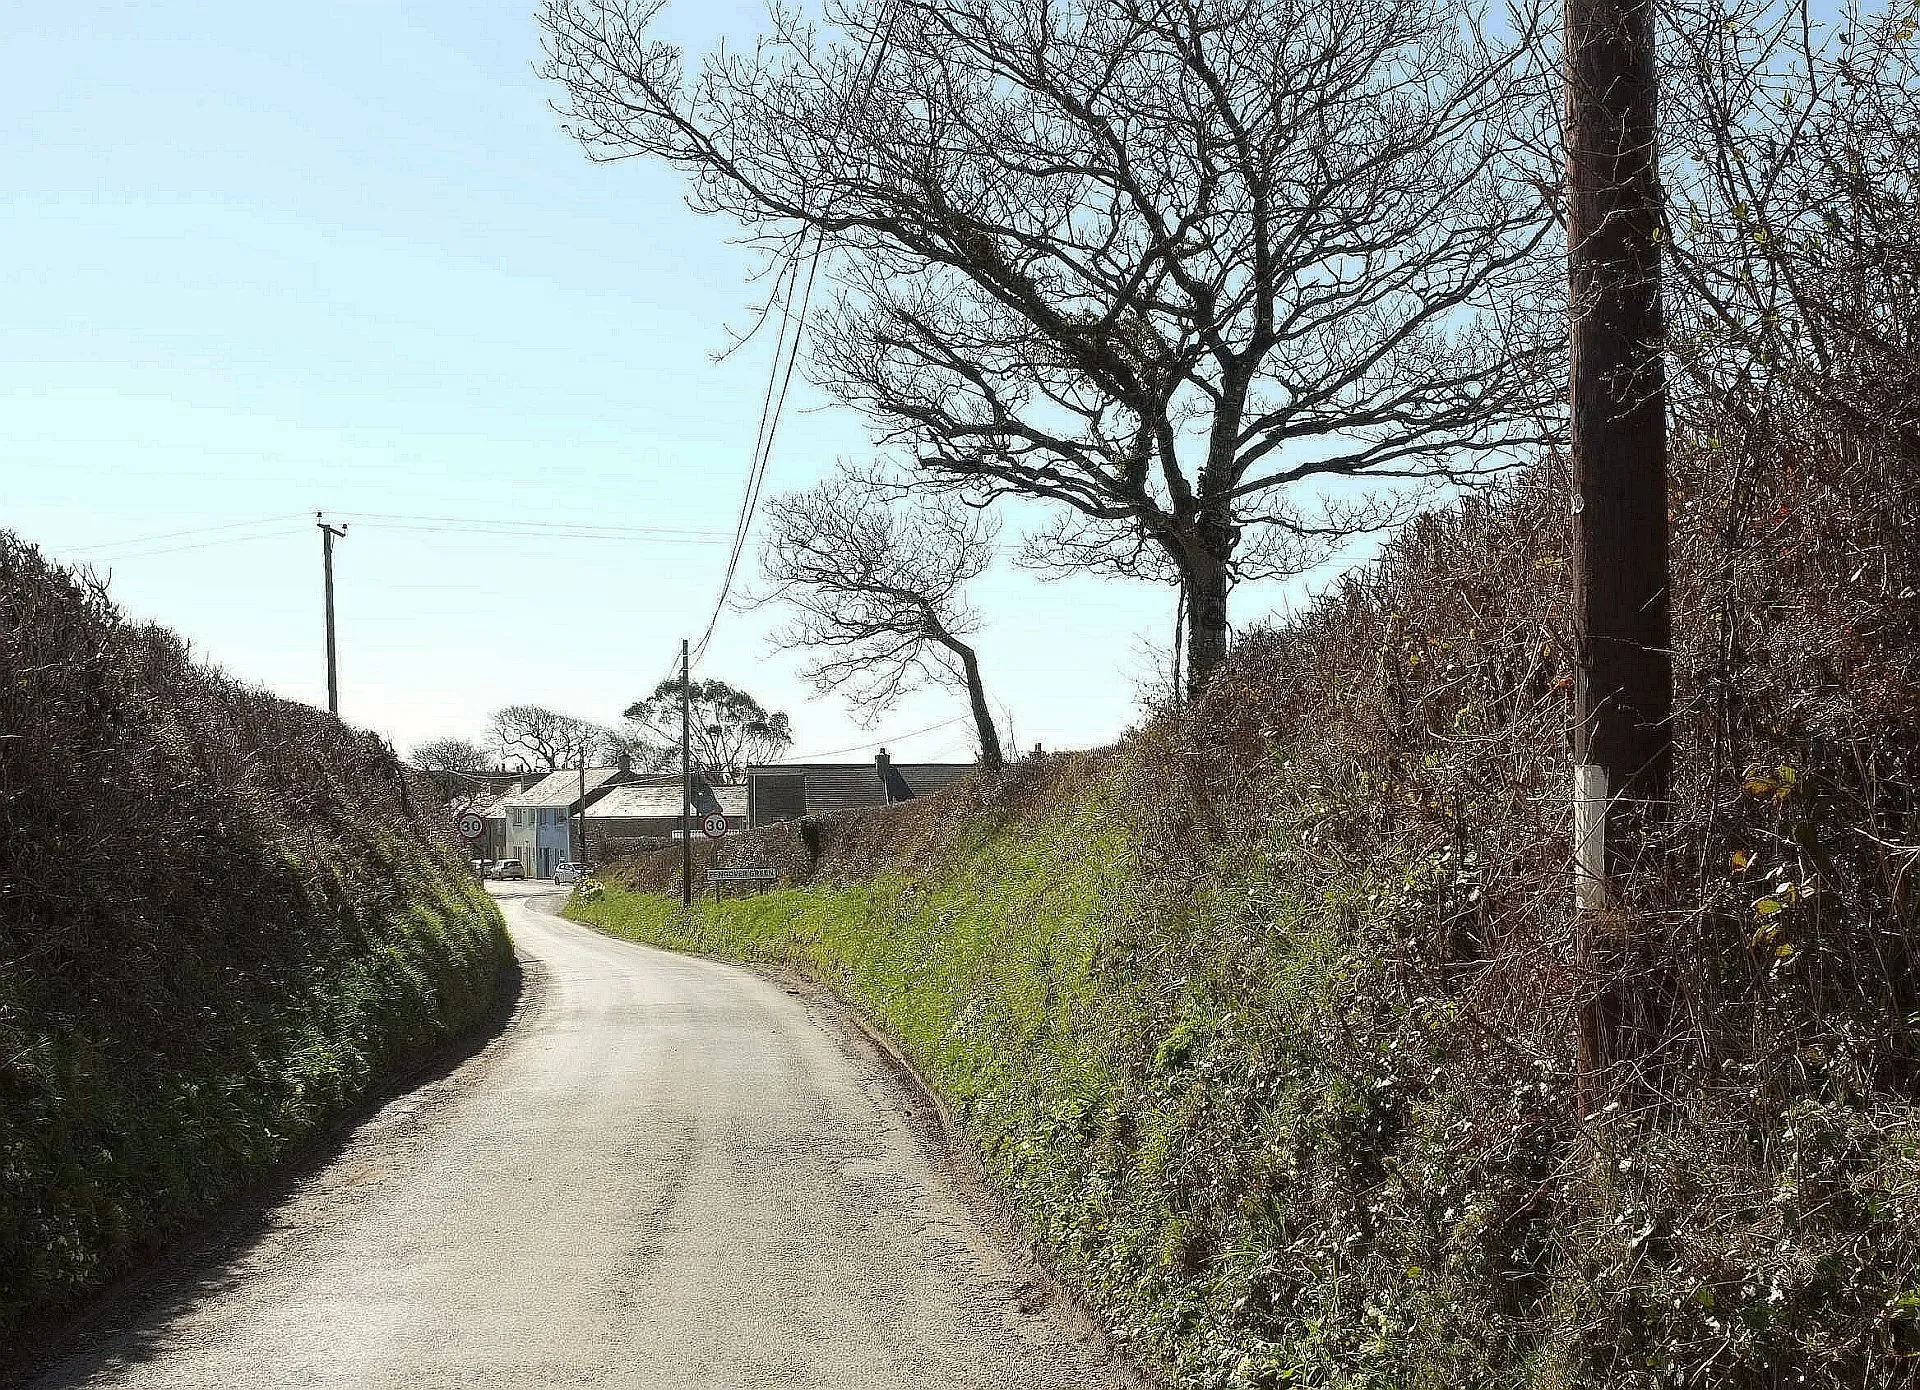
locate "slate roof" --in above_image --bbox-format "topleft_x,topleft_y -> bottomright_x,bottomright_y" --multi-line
472,790 -> 514,820
500,766 -> 627,811
744,761 -> 975,824
586,781 -> 746,820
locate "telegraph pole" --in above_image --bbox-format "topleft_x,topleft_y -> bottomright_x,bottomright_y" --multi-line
316,513 -> 349,717
679,639 -> 693,909
1567,0 -> 1672,1088
575,754 -> 586,867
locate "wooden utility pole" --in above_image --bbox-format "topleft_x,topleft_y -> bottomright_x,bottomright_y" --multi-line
316,513 -> 349,717
680,639 -> 693,910
1567,0 -> 1673,1092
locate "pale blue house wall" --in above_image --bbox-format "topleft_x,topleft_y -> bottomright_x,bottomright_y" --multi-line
505,806 -> 577,878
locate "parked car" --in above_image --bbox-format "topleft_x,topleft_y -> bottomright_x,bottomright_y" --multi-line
492,859 -> 526,881
471,858 -> 494,878
554,860 -> 593,885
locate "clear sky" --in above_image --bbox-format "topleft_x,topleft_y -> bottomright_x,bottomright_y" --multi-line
1,0 -> 1306,766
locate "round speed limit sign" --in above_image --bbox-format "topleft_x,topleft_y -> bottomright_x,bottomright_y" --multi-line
701,812 -> 729,839
455,811 -> 485,842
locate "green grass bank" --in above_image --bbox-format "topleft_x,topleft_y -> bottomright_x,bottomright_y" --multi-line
572,751 -> 1599,1388
571,445 -> 1920,1388
572,744 -> 1920,1388
1,535 -> 514,1358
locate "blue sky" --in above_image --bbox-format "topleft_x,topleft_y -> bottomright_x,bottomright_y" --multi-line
2,0 -> 1301,765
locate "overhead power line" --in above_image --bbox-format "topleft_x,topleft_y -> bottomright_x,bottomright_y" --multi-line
80,526 -> 314,563
72,510 -> 727,559
689,244 -> 821,666
345,521 -> 723,546
70,513 -> 309,555
339,511 -> 727,541
685,6 -> 898,672
776,712 -> 973,763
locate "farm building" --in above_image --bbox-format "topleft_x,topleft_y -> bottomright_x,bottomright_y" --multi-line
583,777 -> 747,859
744,749 -> 974,828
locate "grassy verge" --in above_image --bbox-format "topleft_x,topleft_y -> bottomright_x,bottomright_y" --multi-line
568,758 -> 1299,1385
0,848 -> 512,1357
569,745 -> 1920,1389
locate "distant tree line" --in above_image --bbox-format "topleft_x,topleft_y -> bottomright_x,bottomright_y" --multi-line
411,680 -> 795,797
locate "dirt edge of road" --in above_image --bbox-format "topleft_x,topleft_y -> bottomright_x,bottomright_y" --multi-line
0,952 -> 531,1390
673,952 -> 1160,1390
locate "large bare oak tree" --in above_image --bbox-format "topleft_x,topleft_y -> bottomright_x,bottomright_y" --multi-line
541,0 -> 1561,695
759,466 -> 1004,768
488,705 -> 608,772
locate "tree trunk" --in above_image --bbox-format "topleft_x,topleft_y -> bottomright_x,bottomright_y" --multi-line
1567,0 -> 1672,1111
1183,535 -> 1232,703
954,642 -> 1005,771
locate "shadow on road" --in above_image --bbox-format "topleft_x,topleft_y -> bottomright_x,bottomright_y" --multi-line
2,951 -> 529,1389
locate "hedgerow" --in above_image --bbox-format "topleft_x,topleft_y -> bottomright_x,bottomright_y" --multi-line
578,393 -> 1920,1386
0,535 -> 513,1355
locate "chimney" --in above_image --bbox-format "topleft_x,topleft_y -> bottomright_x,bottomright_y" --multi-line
616,747 -> 632,775
875,747 -> 892,803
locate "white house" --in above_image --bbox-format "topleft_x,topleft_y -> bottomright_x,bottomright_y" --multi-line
499,765 -> 635,878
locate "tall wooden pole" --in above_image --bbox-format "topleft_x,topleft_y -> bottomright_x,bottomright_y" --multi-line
317,513 -> 349,717
1567,0 -> 1673,1094
680,639 -> 693,909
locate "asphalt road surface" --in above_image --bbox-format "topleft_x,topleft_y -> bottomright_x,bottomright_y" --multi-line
30,885 -> 1131,1390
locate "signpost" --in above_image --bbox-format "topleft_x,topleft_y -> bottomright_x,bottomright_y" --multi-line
701,812 -> 728,840
706,866 -> 776,891
455,811 -> 485,843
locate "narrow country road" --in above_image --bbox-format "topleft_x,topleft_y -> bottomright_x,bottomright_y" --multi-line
30,886 -> 1130,1390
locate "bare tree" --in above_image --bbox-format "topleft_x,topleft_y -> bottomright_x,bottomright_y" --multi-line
623,678 -> 792,779
599,726 -> 674,772
488,705 -> 607,772
540,0 -> 1561,696
758,467 -> 1004,769
1662,0 -> 1920,459
410,737 -> 494,802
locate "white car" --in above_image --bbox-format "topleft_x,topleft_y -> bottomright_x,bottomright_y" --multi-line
554,861 -> 592,885
492,859 -> 526,881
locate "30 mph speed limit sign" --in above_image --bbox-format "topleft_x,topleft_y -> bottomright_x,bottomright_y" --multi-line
455,811 -> 485,842
701,812 -> 729,839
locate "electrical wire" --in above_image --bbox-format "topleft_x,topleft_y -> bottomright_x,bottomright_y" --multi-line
684,5 -> 898,672
339,511 -> 726,540
775,712 -> 972,763
70,513 -> 309,555
345,521 -> 723,546
80,526 -> 315,563
689,243 -> 821,665
72,510 -> 727,565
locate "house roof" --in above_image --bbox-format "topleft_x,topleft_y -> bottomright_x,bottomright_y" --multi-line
472,790 -> 514,820
587,781 -> 746,820
744,761 -> 975,817
501,766 -> 627,810
748,761 -> 975,773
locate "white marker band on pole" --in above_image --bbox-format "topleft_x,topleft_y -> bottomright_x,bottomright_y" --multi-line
1574,762 -> 1609,912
